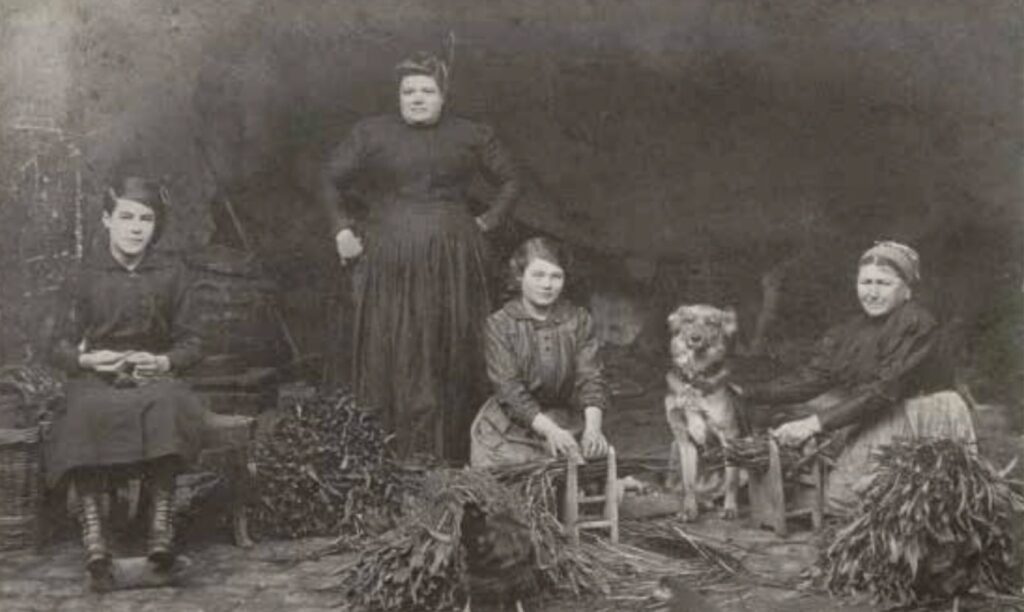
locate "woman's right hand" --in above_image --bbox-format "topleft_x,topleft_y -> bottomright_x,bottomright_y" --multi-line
79,350 -> 131,373
531,413 -> 582,460
545,426 -> 582,460
335,228 -> 364,264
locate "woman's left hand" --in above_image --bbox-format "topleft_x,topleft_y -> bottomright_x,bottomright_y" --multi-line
125,352 -> 171,376
581,426 -> 609,459
771,415 -> 822,447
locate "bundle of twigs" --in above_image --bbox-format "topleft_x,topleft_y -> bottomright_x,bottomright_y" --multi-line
824,438 -> 1024,606
326,468 -> 521,611
487,455 -> 670,487
699,431 -> 842,477
325,458 -> 735,611
0,364 -> 64,426
250,389 -> 407,540
619,519 -> 741,577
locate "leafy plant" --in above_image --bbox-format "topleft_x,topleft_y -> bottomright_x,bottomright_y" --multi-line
824,438 -> 1024,606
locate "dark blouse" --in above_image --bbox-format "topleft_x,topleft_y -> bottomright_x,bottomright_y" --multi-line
51,250 -> 202,375
744,300 -> 951,431
320,114 -> 520,234
485,299 -> 610,429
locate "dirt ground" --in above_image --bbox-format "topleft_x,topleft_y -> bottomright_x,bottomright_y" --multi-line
605,388 -> 1023,612
1,383 -> 1020,612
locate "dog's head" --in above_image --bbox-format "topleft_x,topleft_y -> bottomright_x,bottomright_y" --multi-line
667,304 -> 738,374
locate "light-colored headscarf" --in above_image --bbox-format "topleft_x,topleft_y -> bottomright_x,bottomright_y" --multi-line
859,240 -> 921,284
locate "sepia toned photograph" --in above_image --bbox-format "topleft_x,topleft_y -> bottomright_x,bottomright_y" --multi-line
0,1 -> 1021,610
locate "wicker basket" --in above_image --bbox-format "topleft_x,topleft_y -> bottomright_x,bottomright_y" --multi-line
0,366 -> 59,552
0,419 -> 41,551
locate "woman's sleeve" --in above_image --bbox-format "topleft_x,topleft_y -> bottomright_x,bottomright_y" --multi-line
817,310 -> 938,431
50,271 -> 86,373
573,309 -> 610,412
485,316 -> 544,428
164,261 -> 203,371
743,329 -> 840,405
474,124 -> 521,231
320,121 -> 369,236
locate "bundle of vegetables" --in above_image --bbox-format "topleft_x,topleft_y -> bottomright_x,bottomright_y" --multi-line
328,458 -> 731,611
250,389 -> 407,540
824,438 -> 1024,606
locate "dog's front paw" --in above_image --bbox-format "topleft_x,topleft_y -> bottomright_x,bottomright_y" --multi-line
679,497 -> 699,522
719,506 -> 738,520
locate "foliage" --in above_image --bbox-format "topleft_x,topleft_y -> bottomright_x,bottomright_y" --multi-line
250,389 -> 406,540
824,438 -> 1024,606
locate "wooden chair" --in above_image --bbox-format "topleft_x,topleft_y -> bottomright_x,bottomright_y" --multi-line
561,446 -> 620,544
746,437 -> 825,537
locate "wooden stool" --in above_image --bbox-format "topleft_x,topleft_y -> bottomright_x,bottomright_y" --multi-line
562,446 -> 619,544
747,438 -> 825,537
196,411 -> 257,548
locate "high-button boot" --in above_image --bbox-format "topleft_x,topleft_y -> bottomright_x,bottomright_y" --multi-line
147,479 -> 176,571
79,493 -> 113,591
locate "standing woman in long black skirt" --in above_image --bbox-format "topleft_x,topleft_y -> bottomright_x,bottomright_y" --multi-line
47,178 -> 207,589
321,52 -> 521,464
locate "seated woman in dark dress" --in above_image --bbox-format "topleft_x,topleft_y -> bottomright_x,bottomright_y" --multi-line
470,237 -> 610,467
48,178 -> 207,589
734,241 -> 976,510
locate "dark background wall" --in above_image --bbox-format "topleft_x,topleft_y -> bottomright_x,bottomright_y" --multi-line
1,0 -> 1021,397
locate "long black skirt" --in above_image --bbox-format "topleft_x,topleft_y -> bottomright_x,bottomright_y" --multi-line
45,376 -> 208,487
340,203 -> 490,464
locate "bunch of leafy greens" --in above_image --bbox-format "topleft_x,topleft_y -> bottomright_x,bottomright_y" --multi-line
825,438 -> 1023,606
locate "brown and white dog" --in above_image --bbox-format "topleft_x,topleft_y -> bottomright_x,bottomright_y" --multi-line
664,304 -> 742,522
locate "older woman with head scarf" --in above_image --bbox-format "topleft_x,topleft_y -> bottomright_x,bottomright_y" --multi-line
733,241 -> 976,510
321,51 -> 521,464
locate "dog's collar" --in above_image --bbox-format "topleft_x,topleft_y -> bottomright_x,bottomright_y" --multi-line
671,361 -> 729,394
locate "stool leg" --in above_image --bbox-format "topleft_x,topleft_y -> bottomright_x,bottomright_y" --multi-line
603,447 -> 619,544
563,456 -> 579,545
766,438 -> 787,537
230,447 -> 255,548
809,442 -> 824,531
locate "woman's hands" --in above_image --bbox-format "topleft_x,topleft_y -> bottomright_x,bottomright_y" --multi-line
125,352 -> 171,376
531,413 -> 582,460
581,406 -> 609,459
771,415 -> 822,447
78,350 -> 131,373
531,408 -> 609,461
335,228 -> 364,265
78,350 -> 170,376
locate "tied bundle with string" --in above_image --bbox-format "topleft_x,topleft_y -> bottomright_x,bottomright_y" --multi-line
700,431 -> 842,478
824,438 -> 1024,607
325,456 -> 740,611
250,389 -> 407,540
